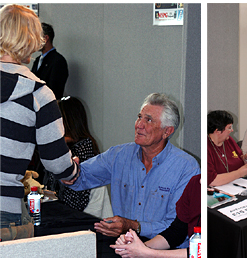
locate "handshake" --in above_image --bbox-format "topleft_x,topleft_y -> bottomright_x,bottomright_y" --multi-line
61,156 -> 80,185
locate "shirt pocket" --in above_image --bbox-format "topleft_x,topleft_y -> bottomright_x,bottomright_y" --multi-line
145,189 -> 170,221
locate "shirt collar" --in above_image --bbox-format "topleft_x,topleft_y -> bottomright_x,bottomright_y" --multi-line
154,140 -> 171,164
42,47 -> 55,58
136,140 -> 171,163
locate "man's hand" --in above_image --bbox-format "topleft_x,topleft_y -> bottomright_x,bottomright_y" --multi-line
94,216 -> 139,237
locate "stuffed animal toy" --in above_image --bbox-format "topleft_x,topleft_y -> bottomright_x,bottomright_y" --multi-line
20,170 -> 44,195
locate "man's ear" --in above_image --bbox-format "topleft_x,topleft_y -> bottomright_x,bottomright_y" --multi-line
163,126 -> 174,139
214,129 -> 222,135
44,34 -> 49,43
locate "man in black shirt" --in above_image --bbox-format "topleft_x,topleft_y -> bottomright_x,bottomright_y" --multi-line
32,23 -> 68,99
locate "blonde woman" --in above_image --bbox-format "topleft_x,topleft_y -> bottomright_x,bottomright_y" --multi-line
0,4 -> 78,229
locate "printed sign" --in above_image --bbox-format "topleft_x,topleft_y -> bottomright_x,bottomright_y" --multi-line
0,3 -> 39,16
153,3 -> 184,26
218,199 -> 247,222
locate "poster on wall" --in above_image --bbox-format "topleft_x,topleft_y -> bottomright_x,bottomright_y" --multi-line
153,3 -> 184,26
0,3 -> 39,16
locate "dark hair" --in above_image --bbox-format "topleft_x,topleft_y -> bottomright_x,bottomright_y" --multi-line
42,22 -> 55,43
207,110 -> 233,134
58,96 -> 100,155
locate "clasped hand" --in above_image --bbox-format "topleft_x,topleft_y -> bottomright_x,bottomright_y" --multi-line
110,229 -> 146,258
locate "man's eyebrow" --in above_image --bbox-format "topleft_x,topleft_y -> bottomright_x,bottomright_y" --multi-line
138,113 -> 154,120
145,114 -> 153,119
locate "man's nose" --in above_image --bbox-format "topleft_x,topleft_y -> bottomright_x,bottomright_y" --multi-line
137,119 -> 145,128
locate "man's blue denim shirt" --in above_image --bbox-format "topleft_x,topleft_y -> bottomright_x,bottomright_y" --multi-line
69,141 -> 201,242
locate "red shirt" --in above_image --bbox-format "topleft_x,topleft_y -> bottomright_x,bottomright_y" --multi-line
176,174 -> 201,238
207,136 -> 244,185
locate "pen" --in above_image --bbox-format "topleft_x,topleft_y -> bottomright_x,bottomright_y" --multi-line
233,183 -> 246,189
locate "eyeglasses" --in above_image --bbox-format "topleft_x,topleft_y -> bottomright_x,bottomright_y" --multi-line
226,125 -> 233,131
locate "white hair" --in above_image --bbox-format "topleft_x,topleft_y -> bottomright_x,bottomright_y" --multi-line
140,93 -> 180,139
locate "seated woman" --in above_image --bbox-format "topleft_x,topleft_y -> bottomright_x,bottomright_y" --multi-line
46,96 -> 113,219
208,110 -> 247,186
242,129 -> 247,155
110,174 -> 201,258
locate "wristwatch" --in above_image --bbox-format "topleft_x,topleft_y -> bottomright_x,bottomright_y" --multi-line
136,221 -> 141,234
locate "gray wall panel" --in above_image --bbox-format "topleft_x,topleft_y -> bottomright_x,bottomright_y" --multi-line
207,3 -> 239,140
28,3 -> 201,161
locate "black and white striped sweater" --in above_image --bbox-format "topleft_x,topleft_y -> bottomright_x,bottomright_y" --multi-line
0,62 -> 77,214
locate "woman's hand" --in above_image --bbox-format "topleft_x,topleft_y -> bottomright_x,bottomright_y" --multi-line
237,163 -> 247,177
61,156 -> 80,185
110,229 -> 148,258
241,153 -> 247,164
115,233 -> 128,246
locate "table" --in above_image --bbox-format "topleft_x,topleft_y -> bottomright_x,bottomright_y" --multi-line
208,195 -> 247,258
34,201 -> 119,258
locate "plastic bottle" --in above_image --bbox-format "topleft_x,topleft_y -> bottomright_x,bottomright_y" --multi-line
189,226 -> 201,258
27,186 -> 41,226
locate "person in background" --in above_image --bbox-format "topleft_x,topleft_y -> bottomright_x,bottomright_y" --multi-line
110,174 -> 201,258
31,22 -> 68,99
63,93 -> 200,248
0,4 -> 78,229
46,96 -> 113,219
241,129 -> 247,155
207,110 -> 247,186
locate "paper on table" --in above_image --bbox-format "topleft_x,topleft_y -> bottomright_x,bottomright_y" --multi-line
214,178 -> 247,195
218,199 -> 247,222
